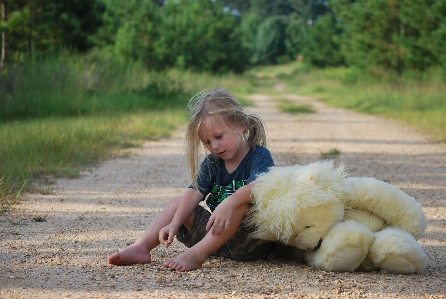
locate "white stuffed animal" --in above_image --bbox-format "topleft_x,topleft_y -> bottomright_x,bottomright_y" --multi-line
246,161 -> 428,274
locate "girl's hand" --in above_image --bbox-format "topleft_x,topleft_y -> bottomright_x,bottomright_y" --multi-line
206,201 -> 233,235
159,224 -> 178,247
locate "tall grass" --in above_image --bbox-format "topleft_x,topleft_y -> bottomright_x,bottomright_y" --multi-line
0,53 -> 253,121
0,111 -> 188,210
0,52 -> 253,210
0,53 -> 188,120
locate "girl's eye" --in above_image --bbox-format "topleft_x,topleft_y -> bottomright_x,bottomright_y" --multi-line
215,135 -> 222,140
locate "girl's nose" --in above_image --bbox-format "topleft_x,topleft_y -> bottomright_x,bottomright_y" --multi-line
211,140 -> 219,151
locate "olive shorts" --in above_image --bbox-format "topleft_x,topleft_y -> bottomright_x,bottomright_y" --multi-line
176,205 -> 275,261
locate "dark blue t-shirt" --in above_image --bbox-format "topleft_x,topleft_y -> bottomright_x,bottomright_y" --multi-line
190,145 -> 274,211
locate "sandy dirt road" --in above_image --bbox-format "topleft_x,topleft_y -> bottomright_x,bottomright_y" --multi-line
1,93 -> 445,298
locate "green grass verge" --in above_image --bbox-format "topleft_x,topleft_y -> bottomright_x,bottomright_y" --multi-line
0,110 -> 188,211
0,54 -> 255,211
254,62 -> 446,143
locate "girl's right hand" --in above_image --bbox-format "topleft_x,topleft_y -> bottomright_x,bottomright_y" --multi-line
159,224 -> 178,247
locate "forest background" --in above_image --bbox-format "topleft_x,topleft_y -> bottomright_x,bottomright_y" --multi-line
1,0 -> 446,208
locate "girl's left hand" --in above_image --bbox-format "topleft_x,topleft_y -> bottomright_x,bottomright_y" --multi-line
206,201 -> 233,234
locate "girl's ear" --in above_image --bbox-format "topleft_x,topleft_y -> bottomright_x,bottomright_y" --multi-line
236,123 -> 247,133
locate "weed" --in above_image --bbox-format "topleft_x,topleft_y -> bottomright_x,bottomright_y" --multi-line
277,100 -> 316,114
4,217 -> 26,226
33,215 -> 47,222
0,176 -> 26,212
320,148 -> 341,159
312,86 -> 326,93
29,177 -> 55,195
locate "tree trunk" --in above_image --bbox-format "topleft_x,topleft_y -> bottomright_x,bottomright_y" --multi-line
28,6 -> 32,60
1,2 -> 6,69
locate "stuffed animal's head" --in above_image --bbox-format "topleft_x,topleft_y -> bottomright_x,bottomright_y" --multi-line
247,161 -> 346,250
288,201 -> 344,250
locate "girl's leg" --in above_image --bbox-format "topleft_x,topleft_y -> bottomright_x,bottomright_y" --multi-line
108,195 -> 193,265
163,203 -> 250,271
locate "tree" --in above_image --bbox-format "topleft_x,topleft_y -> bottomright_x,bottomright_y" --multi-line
239,11 -> 261,63
284,13 -> 308,60
303,13 -> 344,67
0,0 -> 104,66
0,1 -> 31,65
154,0 -> 247,73
96,0 -> 160,67
429,0 -> 446,75
40,0 -> 105,52
329,0 -> 446,74
1,2 -> 5,68
251,16 -> 287,64
237,0 -> 331,65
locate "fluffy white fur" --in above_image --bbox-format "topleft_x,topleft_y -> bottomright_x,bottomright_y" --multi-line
307,220 -> 375,272
343,209 -> 386,232
248,161 -> 428,274
247,161 -> 346,249
341,177 -> 427,239
368,227 -> 428,274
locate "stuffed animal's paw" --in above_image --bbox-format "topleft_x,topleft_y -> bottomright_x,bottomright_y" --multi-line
368,227 -> 428,274
307,220 -> 375,272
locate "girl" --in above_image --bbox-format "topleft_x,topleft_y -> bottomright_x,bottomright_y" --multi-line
108,87 -> 276,271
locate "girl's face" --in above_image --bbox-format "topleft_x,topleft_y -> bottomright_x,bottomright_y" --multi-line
198,117 -> 247,163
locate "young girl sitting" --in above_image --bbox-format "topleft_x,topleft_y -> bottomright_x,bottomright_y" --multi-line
108,87 -> 276,271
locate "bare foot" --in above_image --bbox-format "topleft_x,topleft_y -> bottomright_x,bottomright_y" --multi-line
108,243 -> 152,266
163,249 -> 206,272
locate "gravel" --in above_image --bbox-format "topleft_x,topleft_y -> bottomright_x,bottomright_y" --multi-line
1,93 -> 445,298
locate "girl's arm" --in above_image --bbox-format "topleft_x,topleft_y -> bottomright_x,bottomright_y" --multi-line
159,188 -> 204,245
206,182 -> 255,234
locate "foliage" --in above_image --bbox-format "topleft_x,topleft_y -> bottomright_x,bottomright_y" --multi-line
251,16 -> 287,64
94,0 -> 160,67
2,0 -> 446,75
246,0 -> 321,65
303,13 -> 344,67
284,14 -> 308,60
0,0 -> 104,65
328,0 -> 446,75
154,0 -> 247,73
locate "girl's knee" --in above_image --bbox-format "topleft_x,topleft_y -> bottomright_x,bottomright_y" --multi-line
167,195 -> 182,207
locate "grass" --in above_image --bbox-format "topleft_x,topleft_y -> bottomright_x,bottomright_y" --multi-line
0,110 -> 188,211
0,53 -> 254,211
3,55 -> 444,211
0,53 -> 253,121
255,61 -> 446,143
320,148 -> 341,159
277,100 -> 316,114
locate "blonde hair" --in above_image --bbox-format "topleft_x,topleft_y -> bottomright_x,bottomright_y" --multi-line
185,87 -> 267,189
